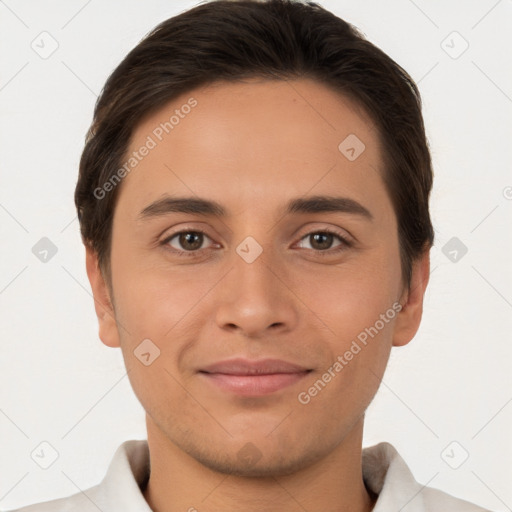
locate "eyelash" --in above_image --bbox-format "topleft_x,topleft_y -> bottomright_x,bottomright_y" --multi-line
160,228 -> 352,259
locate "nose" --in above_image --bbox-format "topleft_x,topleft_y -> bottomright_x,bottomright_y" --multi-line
213,248 -> 300,339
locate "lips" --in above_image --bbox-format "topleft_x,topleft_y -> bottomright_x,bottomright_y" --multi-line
198,358 -> 312,396
200,358 -> 310,375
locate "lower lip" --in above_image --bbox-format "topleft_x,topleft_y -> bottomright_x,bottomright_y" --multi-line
199,371 -> 310,396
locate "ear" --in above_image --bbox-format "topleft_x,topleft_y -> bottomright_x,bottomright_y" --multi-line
85,245 -> 121,348
392,249 -> 430,347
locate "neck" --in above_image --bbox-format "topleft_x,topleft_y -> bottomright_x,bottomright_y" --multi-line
142,415 -> 376,512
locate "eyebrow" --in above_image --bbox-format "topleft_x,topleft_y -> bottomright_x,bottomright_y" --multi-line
137,195 -> 373,221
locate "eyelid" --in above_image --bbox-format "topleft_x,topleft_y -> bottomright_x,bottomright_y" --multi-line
294,223 -> 354,244
161,228 -> 217,252
160,224 -> 354,257
293,227 -> 353,254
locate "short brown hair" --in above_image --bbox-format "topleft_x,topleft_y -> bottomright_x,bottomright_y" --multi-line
75,0 -> 434,290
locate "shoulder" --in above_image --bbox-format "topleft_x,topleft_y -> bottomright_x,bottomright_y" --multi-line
4,440 -> 151,512
362,442 -> 493,512
421,485 -> 491,511
3,484 -> 103,512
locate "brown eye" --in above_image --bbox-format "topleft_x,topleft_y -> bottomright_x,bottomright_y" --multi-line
295,229 -> 352,256
180,232 -> 203,250
309,232 -> 335,250
166,231 -> 212,252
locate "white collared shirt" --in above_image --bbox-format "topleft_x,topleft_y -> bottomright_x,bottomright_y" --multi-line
8,440 -> 492,511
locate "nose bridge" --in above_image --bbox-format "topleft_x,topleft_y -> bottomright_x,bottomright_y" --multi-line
213,239 -> 298,336
234,243 -> 276,299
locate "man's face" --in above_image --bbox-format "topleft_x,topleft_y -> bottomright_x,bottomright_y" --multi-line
93,78 -> 416,476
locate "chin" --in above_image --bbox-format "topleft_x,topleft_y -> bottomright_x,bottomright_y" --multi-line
180,434 -> 330,478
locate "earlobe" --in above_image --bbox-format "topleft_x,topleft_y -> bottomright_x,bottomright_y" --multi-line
85,246 -> 121,348
392,250 -> 431,347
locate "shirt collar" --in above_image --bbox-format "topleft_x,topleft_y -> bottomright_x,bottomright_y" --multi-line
90,440 -> 152,511
93,440 -> 426,511
363,441 -> 426,511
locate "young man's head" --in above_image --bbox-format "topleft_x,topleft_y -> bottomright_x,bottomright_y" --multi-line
77,0 -> 433,489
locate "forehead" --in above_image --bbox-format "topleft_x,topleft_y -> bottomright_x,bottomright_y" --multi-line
117,78 -> 389,220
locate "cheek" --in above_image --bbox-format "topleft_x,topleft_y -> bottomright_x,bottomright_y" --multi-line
291,250 -> 401,405
109,270 -> 201,416
294,265 -> 400,425
112,268 -> 207,343
295,251 -> 402,337
109,225 -> 206,338
303,273 -> 397,385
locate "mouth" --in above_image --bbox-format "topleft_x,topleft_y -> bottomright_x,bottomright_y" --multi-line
198,358 -> 312,396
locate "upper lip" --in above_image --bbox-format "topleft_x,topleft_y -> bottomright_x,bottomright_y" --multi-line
199,358 -> 311,376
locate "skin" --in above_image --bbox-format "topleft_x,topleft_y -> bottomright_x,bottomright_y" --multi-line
86,77 -> 430,512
